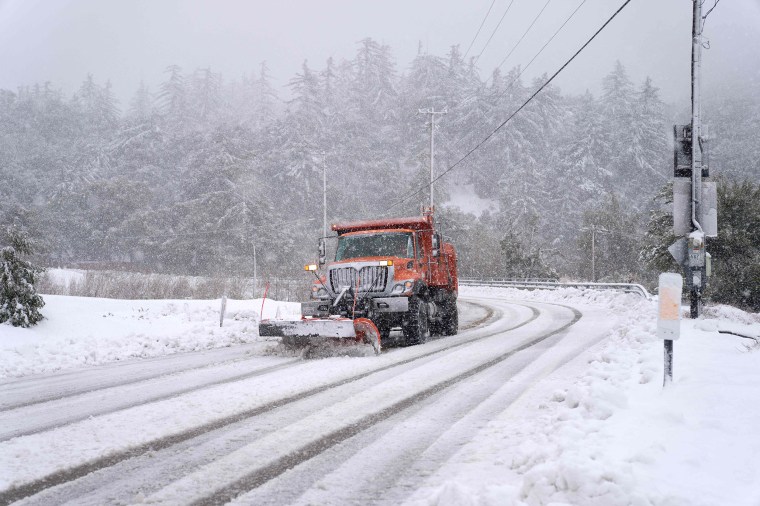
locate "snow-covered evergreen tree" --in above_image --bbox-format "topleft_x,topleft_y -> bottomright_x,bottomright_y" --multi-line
351,38 -> 398,123
75,75 -> 120,132
626,76 -> 669,204
1,44 -> 754,284
253,62 -> 279,128
640,181 -> 678,278
0,227 -> 44,327
702,180 -> 760,311
705,83 -> 760,182
600,61 -> 635,190
557,91 -> 613,205
189,67 -> 222,123
127,81 -> 154,122
577,195 -> 643,282
500,229 -> 557,280
601,60 -> 634,125
157,65 -> 188,126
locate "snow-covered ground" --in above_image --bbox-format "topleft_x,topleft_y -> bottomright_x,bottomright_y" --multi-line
0,294 -> 299,379
1,285 -> 759,505
410,287 -> 760,506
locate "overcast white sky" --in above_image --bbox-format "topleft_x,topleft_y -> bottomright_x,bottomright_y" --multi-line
0,0 -> 758,108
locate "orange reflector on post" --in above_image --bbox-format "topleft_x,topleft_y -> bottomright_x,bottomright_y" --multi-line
657,273 -> 683,341
305,264 -> 318,271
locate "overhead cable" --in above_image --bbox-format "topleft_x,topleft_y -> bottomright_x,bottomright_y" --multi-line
385,0 -> 634,213
474,0 -> 516,61
450,0 -> 587,153
494,0 -> 552,71
463,0 -> 499,61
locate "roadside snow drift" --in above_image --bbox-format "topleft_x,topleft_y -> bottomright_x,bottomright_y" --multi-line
408,286 -> 760,506
1,286 -> 758,505
0,295 -> 299,378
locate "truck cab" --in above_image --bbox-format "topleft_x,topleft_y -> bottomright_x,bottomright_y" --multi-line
302,212 -> 458,345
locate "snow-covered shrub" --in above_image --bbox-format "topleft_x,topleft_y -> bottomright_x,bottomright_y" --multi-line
0,227 -> 45,327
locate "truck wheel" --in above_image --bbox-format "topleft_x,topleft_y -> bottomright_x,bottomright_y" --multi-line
441,301 -> 459,336
402,297 -> 430,346
376,320 -> 392,342
429,304 -> 442,337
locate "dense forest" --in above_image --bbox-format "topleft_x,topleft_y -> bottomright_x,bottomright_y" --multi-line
1,38 -> 758,287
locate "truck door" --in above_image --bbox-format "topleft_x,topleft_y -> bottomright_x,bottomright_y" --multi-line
415,232 -> 428,283
430,232 -> 446,286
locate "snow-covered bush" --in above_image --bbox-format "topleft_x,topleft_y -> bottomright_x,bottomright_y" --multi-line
1,227 -> 45,327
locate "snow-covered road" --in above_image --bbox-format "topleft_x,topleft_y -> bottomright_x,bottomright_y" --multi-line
0,295 -> 616,505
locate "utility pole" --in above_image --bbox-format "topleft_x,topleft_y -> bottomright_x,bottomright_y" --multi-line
418,108 -> 447,209
580,225 -> 609,282
322,150 -> 327,239
670,0 -> 718,319
689,0 -> 704,318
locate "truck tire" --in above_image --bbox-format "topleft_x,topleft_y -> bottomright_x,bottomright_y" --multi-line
428,305 -> 441,337
376,320 -> 392,342
441,300 -> 459,336
402,297 -> 430,346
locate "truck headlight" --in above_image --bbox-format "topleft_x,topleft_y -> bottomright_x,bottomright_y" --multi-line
391,280 -> 414,294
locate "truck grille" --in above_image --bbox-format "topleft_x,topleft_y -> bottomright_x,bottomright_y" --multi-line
330,266 -> 388,293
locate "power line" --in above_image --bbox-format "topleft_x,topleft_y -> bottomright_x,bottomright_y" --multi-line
496,0 -> 587,96
474,0 -> 516,62
462,0 -> 499,61
510,0 -> 587,81
447,0 -> 586,155
494,0 -> 552,71
385,0 -> 634,213
402,0 -> 584,186
393,0 -> 584,213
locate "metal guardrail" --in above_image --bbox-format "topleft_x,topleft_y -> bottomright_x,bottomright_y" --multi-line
459,278 -> 652,299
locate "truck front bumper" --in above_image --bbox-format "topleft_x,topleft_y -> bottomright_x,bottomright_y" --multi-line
371,296 -> 409,313
301,296 -> 409,317
302,300 -> 332,317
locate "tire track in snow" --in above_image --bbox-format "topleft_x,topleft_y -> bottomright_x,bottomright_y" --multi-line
0,344 -> 282,412
0,299 -> 512,505
0,358 -> 301,442
0,301 -> 494,443
0,299 -> 491,415
150,303 -> 582,505
13,301 -> 507,505
233,304 -> 580,505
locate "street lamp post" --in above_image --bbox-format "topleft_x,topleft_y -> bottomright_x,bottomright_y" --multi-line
580,225 -> 609,282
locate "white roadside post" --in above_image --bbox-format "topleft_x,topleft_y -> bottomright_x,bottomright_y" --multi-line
658,273 -> 683,386
219,295 -> 227,328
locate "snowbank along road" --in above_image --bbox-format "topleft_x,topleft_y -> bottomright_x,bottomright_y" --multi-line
0,295 -> 616,505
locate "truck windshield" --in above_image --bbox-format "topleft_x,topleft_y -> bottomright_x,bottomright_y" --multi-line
335,232 -> 414,261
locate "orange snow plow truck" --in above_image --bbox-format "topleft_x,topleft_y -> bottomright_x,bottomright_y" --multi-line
259,210 -> 458,354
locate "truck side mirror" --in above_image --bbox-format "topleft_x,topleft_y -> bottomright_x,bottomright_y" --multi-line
318,238 -> 326,266
431,234 -> 440,258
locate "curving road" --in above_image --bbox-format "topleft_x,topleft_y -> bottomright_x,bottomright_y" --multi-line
0,295 -> 614,505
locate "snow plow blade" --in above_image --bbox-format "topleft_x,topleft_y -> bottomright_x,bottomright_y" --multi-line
259,317 -> 381,355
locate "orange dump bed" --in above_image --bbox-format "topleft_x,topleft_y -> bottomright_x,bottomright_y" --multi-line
332,215 -> 433,235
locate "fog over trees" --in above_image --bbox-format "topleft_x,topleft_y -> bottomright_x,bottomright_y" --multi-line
1,38 -> 758,286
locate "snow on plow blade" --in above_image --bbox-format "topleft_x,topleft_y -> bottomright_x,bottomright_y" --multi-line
259,317 -> 381,355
